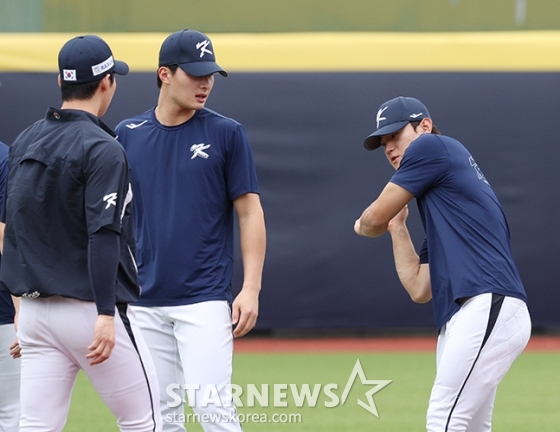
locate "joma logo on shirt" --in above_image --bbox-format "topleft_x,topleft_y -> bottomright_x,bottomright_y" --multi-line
103,193 -> 118,209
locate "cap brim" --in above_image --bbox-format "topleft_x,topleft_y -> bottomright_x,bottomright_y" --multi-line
114,60 -> 129,76
363,120 -> 410,151
178,62 -> 228,77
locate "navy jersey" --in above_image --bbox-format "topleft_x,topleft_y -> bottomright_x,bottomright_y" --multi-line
0,109 -> 140,304
390,134 -> 527,330
115,107 -> 259,306
0,141 -> 14,325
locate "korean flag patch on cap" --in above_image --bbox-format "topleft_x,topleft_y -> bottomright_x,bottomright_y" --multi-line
63,69 -> 77,81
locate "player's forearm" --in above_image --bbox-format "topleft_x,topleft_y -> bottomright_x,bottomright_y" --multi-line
238,213 -> 266,293
87,228 -> 118,316
389,223 -> 432,303
355,200 -> 390,238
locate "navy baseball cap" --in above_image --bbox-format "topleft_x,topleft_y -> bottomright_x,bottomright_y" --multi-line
158,29 -> 227,77
58,35 -> 129,85
364,96 -> 430,150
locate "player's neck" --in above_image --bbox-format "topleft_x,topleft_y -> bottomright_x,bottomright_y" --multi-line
61,99 -> 104,117
154,102 -> 196,127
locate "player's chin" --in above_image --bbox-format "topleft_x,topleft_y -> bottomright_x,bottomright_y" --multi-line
194,96 -> 208,106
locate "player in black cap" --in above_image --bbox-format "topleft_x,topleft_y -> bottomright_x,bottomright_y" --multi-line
0,36 -> 162,431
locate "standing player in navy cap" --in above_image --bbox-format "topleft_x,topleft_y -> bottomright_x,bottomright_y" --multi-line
115,30 -> 266,431
0,79 -> 21,432
0,36 -> 162,432
354,96 -> 531,431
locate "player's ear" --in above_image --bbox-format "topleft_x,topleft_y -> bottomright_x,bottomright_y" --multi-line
98,74 -> 113,91
158,66 -> 172,84
419,117 -> 433,134
57,74 -> 62,88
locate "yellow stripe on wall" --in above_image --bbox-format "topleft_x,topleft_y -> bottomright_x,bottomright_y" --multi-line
1,31 -> 560,73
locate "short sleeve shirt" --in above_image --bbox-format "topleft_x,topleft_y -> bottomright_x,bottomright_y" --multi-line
115,107 -> 259,306
390,133 -> 527,329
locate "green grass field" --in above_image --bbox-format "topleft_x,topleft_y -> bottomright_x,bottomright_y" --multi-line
65,350 -> 560,431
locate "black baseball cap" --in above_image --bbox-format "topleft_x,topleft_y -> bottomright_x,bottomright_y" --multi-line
158,29 -> 227,77
58,35 -> 129,85
364,96 -> 430,150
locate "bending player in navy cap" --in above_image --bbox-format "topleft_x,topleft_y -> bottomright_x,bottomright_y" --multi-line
0,79 -> 21,432
115,30 -> 266,432
354,96 -> 531,431
0,36 -> 162,432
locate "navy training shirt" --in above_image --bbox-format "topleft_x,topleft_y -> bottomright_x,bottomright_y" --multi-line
0,109 -> 140,304
390,133 -> 527,330
116,107 -> 260,306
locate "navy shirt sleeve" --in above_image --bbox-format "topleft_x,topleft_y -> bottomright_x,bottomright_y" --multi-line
390,134 -> 450,198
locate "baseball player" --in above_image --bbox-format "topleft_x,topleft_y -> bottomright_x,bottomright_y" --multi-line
354,96 -> 531,431
0,80 -> 20,430
115,29 -> 266,432
0,36 -> 162,432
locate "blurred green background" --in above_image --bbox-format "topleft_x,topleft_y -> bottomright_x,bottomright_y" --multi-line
1,0 -> 559,33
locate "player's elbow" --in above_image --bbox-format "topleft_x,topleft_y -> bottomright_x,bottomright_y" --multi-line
409,287 -> 432,304
410,292 -> 431,304
359,214 -> 388,238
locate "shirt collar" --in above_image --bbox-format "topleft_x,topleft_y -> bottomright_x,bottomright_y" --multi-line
46,107 -> 116,137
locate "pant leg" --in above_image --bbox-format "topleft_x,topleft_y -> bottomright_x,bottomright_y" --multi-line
132,305 -> 186,432
427,294 -> 531,432
75,304 -> 163,432
169,301 -> 242,432
0,324 -> 21,432
465,296 -> 530,432
466,388 -> 495,432
17,298 -> 79,432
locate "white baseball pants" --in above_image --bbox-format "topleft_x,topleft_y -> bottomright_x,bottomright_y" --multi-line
0,323 -> 20,432
18,296 -> 162,432
426,293 -> 531,432
132,301 -> 242,432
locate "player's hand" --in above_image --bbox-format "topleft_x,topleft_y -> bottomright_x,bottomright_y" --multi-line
86,315 -> 115,366
9,339 -> 21,359
232,288 -> 259,338
387,205 -> 409,233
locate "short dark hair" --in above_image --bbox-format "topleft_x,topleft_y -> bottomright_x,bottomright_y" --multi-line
410,120 -> 441,135
157,65 -> 179,88
60,73 -> 115,102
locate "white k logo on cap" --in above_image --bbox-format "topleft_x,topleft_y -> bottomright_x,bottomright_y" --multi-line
376,106 -> 388,129
196,40 -> 213,58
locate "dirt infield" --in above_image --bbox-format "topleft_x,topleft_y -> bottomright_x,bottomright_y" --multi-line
234,336 -> 560,353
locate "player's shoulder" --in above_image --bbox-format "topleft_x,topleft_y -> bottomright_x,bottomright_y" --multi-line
409,133 -> 459,155
199,107 -> 244,129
